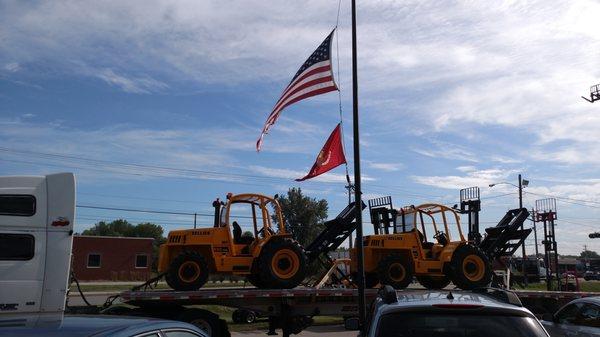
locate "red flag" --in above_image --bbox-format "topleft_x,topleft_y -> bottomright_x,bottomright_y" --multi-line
296,123 -> 346,181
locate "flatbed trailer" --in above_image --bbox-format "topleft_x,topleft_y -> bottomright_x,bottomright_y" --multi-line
118,287 -> 598,337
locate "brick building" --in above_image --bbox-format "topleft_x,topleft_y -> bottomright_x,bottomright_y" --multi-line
71,235 -> 154,281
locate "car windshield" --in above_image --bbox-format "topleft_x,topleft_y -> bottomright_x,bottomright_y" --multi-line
376,312 -> 547,337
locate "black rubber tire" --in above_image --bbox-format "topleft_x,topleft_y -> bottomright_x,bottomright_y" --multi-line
232,309 -> 243,324
244,310 -> 257,323
178,309 -> 225,337
166,252 -> 210,291
417,275 -> 451,289
449,244 -> 492,290
377,254 -> 414,289
256,239 -> 307,289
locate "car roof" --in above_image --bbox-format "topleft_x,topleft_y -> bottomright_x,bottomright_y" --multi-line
564,296 -> 600,306
0,315 -> 206,337
377,289 -> 534,317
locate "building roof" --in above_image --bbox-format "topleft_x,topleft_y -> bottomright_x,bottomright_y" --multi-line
74,235 -> 155,241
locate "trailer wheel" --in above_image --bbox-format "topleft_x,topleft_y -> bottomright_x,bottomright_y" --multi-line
257,239 -> 307,289
178,308 -> 230,337
166,252 -> 209,291
450,245 -> 492,290
232,310 -> 242,323
417,275 -> 451,289
377,254 -> 414,289
244,310 -> 257,323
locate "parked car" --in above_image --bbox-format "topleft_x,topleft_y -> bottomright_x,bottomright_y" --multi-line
584,271 -> 600,281
346,286 -> 549,337
0,314 -> 211,337
542,296 -> 600,337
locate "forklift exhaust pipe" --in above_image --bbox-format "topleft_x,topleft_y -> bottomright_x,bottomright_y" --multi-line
213,198 -> 221,227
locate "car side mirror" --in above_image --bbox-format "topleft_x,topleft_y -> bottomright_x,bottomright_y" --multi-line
344,317 -> 360,331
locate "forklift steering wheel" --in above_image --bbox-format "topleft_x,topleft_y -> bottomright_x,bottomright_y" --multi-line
257,227 -> 275,237
434,231 -> 448,246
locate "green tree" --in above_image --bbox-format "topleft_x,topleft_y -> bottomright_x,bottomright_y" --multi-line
273,188 -> 328,247
580,250 -> 600,259
82,219 -> 134,236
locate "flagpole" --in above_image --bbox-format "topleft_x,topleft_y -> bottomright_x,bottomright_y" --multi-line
351,0 -> 366,332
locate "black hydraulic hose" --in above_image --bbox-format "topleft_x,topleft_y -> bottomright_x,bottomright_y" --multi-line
70,271 -> 92,307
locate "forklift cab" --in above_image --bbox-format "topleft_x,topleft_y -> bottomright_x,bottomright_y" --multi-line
215,193 -> 284,255
400,204 -> 465,259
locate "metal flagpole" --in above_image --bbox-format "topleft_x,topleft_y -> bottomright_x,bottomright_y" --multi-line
351,0 -> 366,332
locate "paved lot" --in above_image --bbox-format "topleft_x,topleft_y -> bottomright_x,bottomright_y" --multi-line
68,292 -> 121,306
232,325 -> 357,337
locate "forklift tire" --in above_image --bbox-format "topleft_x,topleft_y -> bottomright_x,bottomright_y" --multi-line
257,239 -> 307,289
377,254 -> 414,289
450,245 -> 492,290
417,275 -> 451,289
166,252 -> 210,291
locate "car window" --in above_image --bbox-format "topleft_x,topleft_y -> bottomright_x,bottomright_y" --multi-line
137,333 -> 160,337
376,312 -> 548,337
556,303 -> 583,324
163,330 -> 202,337
575,303 -> 600,328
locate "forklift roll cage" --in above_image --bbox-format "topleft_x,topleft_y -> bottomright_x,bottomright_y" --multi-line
371,200 -> 465,243
216,193 -> 285,239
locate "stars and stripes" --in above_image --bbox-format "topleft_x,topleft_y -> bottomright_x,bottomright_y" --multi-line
256,29 -> 338,151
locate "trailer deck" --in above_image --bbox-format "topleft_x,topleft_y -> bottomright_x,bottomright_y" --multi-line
120,286 -> 598,337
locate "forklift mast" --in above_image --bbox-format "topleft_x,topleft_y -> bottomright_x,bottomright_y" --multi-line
368,196 -> 397,235
479,208 -> 532,262
456,187 -> 481,245
304,201 -> 366,264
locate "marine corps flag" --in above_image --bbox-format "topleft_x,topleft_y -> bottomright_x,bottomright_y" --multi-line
296,123 -> 346,181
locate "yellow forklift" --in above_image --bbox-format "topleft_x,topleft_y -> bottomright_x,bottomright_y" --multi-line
350,197 -> 493,290
157,193 -> 307,290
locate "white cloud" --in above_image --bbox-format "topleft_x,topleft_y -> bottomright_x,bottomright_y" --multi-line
93,68 -> 168,94
367,161 -> 402,172
412,168 -> 517,190
4,62 -> 20,72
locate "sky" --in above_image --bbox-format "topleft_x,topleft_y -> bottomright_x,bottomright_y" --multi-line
1,0 -> 599,255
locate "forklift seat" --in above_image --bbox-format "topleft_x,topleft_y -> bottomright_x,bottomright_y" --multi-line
233,221 -> 254,246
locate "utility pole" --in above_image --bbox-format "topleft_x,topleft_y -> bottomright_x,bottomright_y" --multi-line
532,208 -> 539,257
518,174 -> 528,286
345,182 -> 354,249
350,0 -> 366,332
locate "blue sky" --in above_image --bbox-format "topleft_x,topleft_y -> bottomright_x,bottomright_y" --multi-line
1,0 -> 600,255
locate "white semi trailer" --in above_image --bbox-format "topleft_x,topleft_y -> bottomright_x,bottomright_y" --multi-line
0,173 -> 75,326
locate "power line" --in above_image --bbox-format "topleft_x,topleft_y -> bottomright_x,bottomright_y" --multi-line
0,147 -> 451,200
79,192 -> 209,205
525,191 -> 600,207
76,204 -> 259,220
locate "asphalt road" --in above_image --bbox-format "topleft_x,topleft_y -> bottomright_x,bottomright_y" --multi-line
232,325 -> 357,337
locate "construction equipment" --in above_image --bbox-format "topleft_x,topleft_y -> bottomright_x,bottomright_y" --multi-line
479,208 -> 531,261
351,197 -> 493,290
157,193 -> 307,290
582,83 -> 600,103
303,201 -> 364,287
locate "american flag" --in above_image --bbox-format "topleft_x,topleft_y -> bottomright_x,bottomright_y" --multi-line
257,29 -> 338,151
